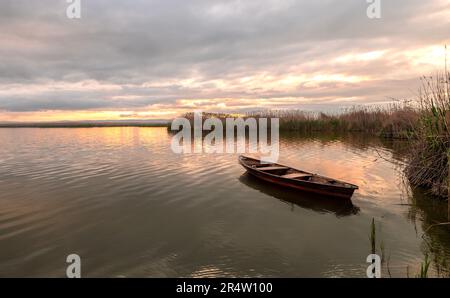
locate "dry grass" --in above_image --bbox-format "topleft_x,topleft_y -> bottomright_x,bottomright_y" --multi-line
405,73 -> 450,198
248,104 -> 418,139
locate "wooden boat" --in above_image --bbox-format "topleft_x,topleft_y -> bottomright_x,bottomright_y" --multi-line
239,155 -> 359,199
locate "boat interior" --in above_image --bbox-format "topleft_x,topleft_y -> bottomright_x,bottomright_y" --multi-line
241,156 -> 349,187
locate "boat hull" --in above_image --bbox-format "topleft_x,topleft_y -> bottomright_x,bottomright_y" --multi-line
239,157 -> 357,199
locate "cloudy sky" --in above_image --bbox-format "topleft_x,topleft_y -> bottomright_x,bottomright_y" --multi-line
0,0 -> 449,121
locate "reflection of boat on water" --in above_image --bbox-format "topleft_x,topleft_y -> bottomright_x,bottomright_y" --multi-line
239,155 -> 359,199
239,173 -> 360,217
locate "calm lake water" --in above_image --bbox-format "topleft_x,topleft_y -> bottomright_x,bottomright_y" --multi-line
0,127 -> 449,277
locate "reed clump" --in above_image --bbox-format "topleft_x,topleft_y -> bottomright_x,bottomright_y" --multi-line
249,104 -> 418,139
405,73 -> 450,199
173,108 -> 419,139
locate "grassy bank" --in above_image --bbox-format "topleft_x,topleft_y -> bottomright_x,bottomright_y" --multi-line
172,105 -> 419,139
248,104 -> 418,139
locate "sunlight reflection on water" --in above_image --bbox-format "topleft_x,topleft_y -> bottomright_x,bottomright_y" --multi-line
0,127 -> 448,277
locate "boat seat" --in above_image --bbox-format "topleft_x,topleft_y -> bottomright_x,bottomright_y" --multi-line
282,173 -> 313,179
257,166 -> 289,171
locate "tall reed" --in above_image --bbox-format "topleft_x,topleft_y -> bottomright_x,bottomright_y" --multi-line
417,254 -> 431,278
370,218 -> 376,255
249,104 -> 418,139
405,72 -> 450,198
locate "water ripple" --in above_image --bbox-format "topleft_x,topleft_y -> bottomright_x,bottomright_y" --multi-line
0,128 -> 448,277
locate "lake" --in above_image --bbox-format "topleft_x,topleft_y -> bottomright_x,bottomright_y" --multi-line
0,127 -> 449,277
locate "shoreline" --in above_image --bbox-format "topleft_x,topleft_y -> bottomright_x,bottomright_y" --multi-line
0,121 -> 170,128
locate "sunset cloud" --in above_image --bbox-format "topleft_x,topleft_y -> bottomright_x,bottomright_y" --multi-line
0,0 -> 449,121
